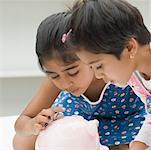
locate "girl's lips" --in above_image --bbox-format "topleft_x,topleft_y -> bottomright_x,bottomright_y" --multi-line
69,88 -> 83,96
70,88 -> 80,93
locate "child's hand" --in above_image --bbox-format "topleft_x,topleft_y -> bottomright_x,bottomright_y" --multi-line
30,107 -> 64,135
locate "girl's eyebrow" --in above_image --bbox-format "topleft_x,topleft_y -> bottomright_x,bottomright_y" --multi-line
44,70 -> 56,74
88,59 -> 100,65
63,65 -> 79,72
43,65 -> 79,74
42,66 -> 55,74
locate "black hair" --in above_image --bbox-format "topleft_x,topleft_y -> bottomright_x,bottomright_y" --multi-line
36,12 -> 79,71
70,0 -> 151,58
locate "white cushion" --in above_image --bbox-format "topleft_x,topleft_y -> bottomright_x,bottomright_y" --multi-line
0,115 -> 18,150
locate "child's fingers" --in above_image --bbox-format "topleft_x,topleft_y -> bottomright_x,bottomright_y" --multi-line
39,108 -> 54,117
31,107 -> 65,136
53,112 -> 64,120
51,107 -> 65,121
35,107 -> 65,129
33,123 -> 43,135
35,114 -> 50,124
39,107 -> 65,120
52,107 -> 65,113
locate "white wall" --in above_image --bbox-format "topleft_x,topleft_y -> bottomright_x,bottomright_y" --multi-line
128,0 -> 151,31
0,77 -> 44,116
0,0 -> 74,77
0,0 -> 74,116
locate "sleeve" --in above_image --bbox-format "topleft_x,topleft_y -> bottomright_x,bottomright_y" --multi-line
132,114 -> 151,147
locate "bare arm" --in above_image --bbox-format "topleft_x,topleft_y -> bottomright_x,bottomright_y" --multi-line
14,77 -> 62,136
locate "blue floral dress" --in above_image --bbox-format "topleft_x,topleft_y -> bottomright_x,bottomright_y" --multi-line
53,83 -> 146,146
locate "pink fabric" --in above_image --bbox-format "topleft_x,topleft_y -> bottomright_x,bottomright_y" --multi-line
35,116 -> 109,150
128,73 -> 151,104
128,73 -> 151,149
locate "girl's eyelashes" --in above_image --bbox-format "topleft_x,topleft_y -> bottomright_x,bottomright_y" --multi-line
50,75 -> 59,79
47,70 -> 79,79
68,70 -> 79,76
47,73 -> 59,79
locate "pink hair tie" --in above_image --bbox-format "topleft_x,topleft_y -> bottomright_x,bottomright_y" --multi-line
61,29 -> 72,43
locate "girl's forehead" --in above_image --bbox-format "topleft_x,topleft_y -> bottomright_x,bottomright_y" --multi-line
46,57 -> 80,66
76,50 -> 102,63
42,60 -> 81,74
76,49 -> 119,61
49,50 -> 80,64
43,58 -> 81,71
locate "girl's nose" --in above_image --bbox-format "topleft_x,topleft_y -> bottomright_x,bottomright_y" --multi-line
61,78 -> 73,90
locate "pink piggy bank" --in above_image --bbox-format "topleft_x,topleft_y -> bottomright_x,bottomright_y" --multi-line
35,115 -> 109,150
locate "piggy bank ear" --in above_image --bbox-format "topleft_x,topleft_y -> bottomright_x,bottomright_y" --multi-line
87,119 -> 99,136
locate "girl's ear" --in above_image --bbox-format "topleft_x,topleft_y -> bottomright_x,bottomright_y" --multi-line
126,38 -> 138,59
122,38 -> 138,59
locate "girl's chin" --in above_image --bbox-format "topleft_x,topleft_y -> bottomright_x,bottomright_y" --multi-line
113,82 -> 128,88
70,89 -> 84,96
71,92 -> 82,97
